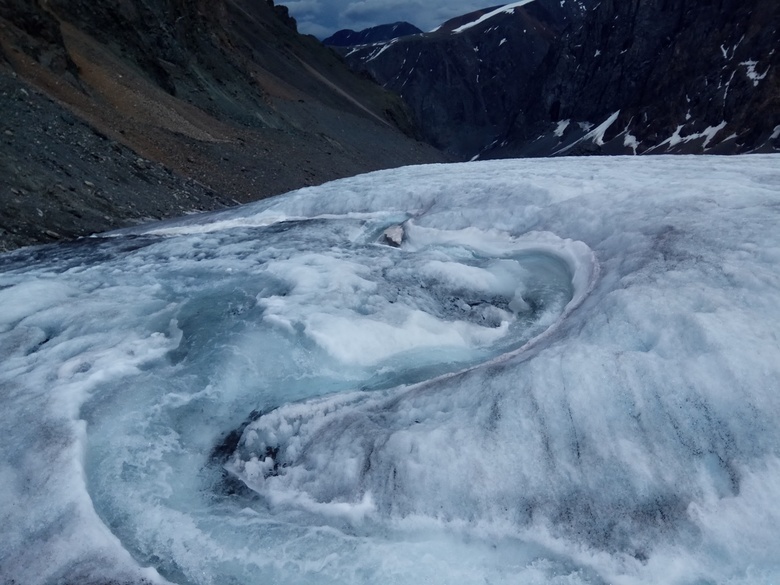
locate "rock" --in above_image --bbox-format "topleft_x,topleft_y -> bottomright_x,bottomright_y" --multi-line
382,225 -> 404,247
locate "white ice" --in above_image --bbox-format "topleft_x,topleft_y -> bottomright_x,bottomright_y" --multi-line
1,155 -> 780,585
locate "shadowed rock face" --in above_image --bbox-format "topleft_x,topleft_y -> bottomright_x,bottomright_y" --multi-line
0,0 -> 445,251
336,0 -> 779,159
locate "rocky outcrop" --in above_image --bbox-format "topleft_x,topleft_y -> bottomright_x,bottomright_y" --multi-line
267,0 -> 298,31
323,22 -> 422,47
0,0 -> 445,251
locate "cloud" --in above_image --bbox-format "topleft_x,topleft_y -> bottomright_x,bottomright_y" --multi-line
287,0 -> 501,37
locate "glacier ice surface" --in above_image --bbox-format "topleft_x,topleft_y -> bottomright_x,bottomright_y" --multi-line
1,155 -> 780,585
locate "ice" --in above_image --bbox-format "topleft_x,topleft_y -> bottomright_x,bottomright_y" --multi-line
556,111 -> 619,154
1,155 -> 780,585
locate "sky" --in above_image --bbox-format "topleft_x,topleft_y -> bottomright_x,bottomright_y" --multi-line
283,0 -> 504,38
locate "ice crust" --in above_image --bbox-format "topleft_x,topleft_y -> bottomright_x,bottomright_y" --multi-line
1,155 -> 780,585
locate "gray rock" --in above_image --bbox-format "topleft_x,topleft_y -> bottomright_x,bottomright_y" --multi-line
382,225 -> 404,247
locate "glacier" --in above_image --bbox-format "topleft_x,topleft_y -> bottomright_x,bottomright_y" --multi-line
1,155 -> 779,585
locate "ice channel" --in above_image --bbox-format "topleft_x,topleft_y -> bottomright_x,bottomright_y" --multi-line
77,216 -> 595,585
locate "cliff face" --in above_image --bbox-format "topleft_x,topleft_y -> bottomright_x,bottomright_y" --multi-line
0,0 -> 445,250
336,0 -> 779,159
492,0 -> 780,157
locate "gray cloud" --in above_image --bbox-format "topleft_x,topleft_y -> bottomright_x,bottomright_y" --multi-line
284,0 -> 501,37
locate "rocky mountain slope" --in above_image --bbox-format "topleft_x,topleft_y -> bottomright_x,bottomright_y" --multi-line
490,0 -> 780,158
337,0 -> 779,159
0,0 -> 445,251
335,0 -> 592,157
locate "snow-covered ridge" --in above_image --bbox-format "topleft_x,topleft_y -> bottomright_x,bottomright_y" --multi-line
452,0 -> 537,33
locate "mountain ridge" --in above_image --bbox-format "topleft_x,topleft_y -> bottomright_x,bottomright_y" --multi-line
334,0 -> 591,157
323,22 -> 423,47
335,0 -> 779,159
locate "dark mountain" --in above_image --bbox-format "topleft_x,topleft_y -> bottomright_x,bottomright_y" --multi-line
0,0 -> 445,251
323,22 -> 422,47
489,0 -> 780,157
336,0 -> 592,158
337,0 -> 779,159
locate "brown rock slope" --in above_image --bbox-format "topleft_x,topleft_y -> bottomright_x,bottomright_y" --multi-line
0,0 -> 446,251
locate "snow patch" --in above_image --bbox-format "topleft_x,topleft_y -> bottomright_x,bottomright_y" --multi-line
659,122 -> 728,150
663,125 -> 685,148
720,69 -> 737,103
452,0 -> 536,34
554,119 -> 570,137
365,40 -> 397,63
589,111 -> 620,145
700,121 -> 729,148
740,60 -> 769,86
623,133 -> 639,155
555,111 -> 620,154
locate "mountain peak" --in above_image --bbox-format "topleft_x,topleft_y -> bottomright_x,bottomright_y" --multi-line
323,22 -> 423,46
336,0 -> 779,158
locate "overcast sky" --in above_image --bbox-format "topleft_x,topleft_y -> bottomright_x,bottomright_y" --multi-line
284,0 -> 501,38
